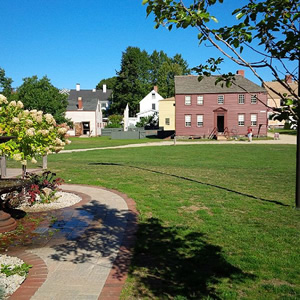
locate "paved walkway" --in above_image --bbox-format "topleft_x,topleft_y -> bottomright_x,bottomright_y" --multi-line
7,184 -> 138,300
60,133 -> 296,154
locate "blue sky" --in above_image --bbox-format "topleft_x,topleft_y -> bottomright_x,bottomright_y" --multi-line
0,0 -> 295,90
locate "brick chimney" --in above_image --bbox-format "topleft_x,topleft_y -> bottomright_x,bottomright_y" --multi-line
76,83 -> 80,91
285,74 -> 293,84
154,86 -> 158,92
77,97 -> 83,110
236,70 -> 245,77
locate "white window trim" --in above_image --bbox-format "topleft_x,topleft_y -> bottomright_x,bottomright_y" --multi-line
238,114 -> 245,126
185,115 -> 191,127
251,94 -> 257,104
251,114 -> 257,126
238,94 -> 245,104
185,95 -> 191,105
218,95 -> 224,105
197,95 -> 204,105
197,115 -> 203,127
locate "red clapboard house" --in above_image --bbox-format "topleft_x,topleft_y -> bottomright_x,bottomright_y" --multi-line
174,71 -> 268,139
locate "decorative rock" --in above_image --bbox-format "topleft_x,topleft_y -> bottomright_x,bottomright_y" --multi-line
0,254 -> 26,298
18,191 -> 81,212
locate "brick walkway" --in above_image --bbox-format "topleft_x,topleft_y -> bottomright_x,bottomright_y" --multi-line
7,184 -> 138,300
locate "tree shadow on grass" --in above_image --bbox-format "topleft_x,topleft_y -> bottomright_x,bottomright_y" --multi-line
130,218 -> 255,299
89,162 -> 288,207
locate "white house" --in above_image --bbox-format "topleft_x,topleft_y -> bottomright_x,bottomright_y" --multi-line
65,83 -> 112,136
127,86 -> 163,126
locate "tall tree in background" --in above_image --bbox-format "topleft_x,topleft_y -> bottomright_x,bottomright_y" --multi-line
143,0 -> 299,207
18,76 -> 68,124
102,47 -> 190,115
96,76 -> 118,90
0,68 -> 13,98
110,47 -> 152,115
156,53 -> 190,97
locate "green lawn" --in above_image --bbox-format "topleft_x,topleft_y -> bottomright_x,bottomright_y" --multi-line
64,136 -> 162,150
270,128 -> 297,136
8,144 -> 300,299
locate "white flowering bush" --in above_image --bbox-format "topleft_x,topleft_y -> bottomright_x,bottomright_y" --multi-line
0,94 -> 71,166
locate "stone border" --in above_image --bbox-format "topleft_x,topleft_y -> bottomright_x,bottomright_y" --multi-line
8,252 -> 48,300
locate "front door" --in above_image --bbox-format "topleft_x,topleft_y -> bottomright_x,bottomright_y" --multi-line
217,115 -> 224,132
82,122 -> 90,135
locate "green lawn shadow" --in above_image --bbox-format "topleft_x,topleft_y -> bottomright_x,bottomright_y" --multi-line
129,218 -> 255,299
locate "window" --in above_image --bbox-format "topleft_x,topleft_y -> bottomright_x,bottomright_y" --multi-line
185,96 -> 191,105
197,115 -> 203,127
218,95 -> 224,104
152,103 -> 156,110
197,96 -> 204,105
101,103 -> 106,108
152,93 -> 155,99
251,114 -> 257,126
165,118 -> 170,125
238,94 -> 245,104
238,114 -> 245,126
251,95 -> 257,104
185,115 -> 191,127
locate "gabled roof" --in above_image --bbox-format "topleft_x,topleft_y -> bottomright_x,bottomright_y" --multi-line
140,89 -> 163,103
67,89 -> 112,111
175,75 -> 266,94
263,81 -> 298,99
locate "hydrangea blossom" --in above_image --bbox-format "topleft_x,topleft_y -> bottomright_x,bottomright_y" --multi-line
0,94 -> 69,168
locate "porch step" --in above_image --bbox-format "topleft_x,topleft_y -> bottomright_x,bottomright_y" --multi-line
217,135 -> 227,141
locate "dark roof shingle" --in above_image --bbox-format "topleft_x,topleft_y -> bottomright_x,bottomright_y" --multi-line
67,89 -> 112,111
175,75 -> 266,94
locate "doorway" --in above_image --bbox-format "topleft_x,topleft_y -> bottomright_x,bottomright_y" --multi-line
217,115 -> 224,132
82,122 -> 90,135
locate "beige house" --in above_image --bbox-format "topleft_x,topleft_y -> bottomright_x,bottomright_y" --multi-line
264,75 -> 298,128
159,97 -> 175,130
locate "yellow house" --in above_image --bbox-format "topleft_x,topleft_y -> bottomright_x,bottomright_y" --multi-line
264,75 -> 298,128
159,97 -> 175,130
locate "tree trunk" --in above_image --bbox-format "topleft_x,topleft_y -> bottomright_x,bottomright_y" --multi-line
22,164 -> 26,178
0,156 -> 6,178
43,155 -> 48,170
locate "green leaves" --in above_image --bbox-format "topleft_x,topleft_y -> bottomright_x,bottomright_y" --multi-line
1,263 -> 32,277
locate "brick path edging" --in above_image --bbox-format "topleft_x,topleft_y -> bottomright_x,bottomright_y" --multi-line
99,187 -> 138,300
7,190 -> 91,300
6,184 -> 138,300
8,251 -> 48,300
65,184 -> 139,300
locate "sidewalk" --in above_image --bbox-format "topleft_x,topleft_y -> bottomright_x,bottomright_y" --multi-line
60,134 -> 296,154
7,184 -> 138,300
